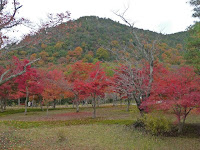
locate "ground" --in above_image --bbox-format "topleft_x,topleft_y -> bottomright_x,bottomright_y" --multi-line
0,104 -> 199,150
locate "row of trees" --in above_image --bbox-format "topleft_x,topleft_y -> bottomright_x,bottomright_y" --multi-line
1,56 -> 199,132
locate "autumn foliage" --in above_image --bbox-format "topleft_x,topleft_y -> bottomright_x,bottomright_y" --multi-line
143,65 -> 200,132
73,62 -> 110,118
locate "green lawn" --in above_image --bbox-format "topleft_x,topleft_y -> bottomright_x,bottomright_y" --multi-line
0,105 -> 199,150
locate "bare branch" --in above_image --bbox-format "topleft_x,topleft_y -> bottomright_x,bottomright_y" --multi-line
111,7 -> 160,115
0,58 -> 40,86
0,0 -> 23,31
0,69 -> 10,81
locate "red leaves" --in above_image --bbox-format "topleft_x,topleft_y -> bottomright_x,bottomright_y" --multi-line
72,62 -> 110,100
67,61 -> 94,82
0,56 -> 44,104
144,66 -> 200,123
14,60 -> 43,97
41,69 -> 65,103
113,64 -> 151,101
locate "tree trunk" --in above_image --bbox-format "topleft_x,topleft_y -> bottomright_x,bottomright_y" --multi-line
32,95 -> 35,108
97,99 -> 100,107
46,104 -> 49,116
113,99 -> 115,106
3,99 -> 6,110
18,98 -> 20,106
127,99 -> 130,112
76,101 -> 79,113
178,122 -> 184,133
32,100 -> 34,108
1,99 -> 4,112
113,94 -> 117,106
176,114 -> 182,133
24,87 -> 29,115
93,96 -> 96,119
178,114 -> 188,133
134,97 -> 145,117
120,98 -> 123,107
147,60 -> 154,97
53,99 -> 56,109
72,101 -> 75,108
39,96 -> 43,111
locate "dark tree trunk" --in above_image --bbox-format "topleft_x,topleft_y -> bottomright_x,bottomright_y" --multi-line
31,95 -> 35,108
3,99 -> 6,110
134,96 -> 145,117
31,100 -> 34,108
76,101 -> 79,113
177,115 -> 183,133
25,87 -> 29,115
127,99 -> 130,112
46,104 -> 49,116
39,96 -> 43,111
178,122 -> 184,133
53,99 -> 56,109
92,95 -> 96,119
1,99 -> 4,112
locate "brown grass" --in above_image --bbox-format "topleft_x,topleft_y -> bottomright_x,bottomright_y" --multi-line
0,104 -> 199,150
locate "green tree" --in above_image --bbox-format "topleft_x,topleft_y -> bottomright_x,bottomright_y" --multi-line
185,22 -> 200,74
96,47 -> 109,61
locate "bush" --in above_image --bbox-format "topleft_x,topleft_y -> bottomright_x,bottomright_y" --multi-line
144,114 -> 172,135
134,114 -> 172,135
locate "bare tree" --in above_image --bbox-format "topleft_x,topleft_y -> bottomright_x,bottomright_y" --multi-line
111,8 -> 159,115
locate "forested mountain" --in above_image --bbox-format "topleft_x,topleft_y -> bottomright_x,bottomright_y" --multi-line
74,16 -> 188,49
11,16 -> 188,64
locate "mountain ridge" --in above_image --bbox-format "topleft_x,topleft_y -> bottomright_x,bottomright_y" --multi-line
12,16 -> 188,64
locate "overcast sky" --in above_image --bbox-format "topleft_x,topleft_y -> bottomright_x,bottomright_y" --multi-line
18,0 -> 195,34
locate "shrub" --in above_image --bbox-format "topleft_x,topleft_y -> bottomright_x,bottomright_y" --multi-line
134,114 -> 172,135
144,114 -> 172,135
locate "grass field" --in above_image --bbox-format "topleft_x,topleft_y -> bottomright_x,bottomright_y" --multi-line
0,104 -> 199,150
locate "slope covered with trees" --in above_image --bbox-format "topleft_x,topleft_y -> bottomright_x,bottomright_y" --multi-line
9,16 -> 188,64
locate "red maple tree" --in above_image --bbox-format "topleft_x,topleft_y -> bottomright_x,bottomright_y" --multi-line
143,66 -> 200,133
75,62 -> 110,118
14,58 -> 43,114
65,61 -> 95,112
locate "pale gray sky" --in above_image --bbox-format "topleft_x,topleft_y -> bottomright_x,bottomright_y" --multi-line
18,0 -> 195,34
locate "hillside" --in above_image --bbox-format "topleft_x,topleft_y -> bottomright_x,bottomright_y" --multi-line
65,16 -> 188,50
12,16 -> 189,64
